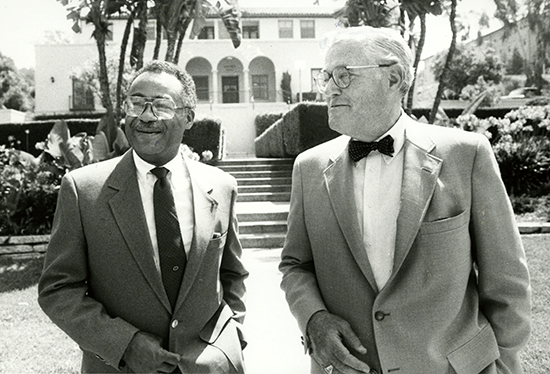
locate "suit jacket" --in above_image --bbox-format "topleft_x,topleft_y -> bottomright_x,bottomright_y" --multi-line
279,116 -> 531,374
38,150 -> 248,373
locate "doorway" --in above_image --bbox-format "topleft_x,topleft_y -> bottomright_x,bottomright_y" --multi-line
222,76 -> 239,103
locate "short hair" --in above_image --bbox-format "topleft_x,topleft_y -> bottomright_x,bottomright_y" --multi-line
321,26 -> 414,98
130,60 -> 197,110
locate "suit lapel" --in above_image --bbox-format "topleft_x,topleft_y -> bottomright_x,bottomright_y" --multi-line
392,123 -> 442,278
174,157 -> 218,311
107,152 -> 171,312
324,136 -> 379,292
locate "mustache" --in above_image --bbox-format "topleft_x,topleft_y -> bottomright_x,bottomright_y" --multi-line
128,118 -> 163,132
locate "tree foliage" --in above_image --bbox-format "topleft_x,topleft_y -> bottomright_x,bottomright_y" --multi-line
431,45 -> 505,98
0,52 -> 34,112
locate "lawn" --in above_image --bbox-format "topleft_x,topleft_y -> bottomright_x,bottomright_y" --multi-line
0,235 -> 549,373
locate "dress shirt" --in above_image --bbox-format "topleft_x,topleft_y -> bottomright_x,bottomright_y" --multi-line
352,112 -> 406,290
133,149 -> 194,274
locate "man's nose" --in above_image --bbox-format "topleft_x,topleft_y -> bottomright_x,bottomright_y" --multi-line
138,102 -> 158,122
324,77 -> 341,97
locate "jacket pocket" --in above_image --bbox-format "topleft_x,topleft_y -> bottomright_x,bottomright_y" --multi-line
447,324 -> 500,374
420,210 -> 469,235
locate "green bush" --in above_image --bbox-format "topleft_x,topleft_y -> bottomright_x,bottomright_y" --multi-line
255,103 -> 338,157
183,118 -> 224,162
0,146 -> 61,235
0,119 -> 100,157
255,112 -> 283,137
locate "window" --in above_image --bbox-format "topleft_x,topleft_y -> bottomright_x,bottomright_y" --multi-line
145,21 -> 167,40
242,21 -> 259,39
218,20 -> 230,39
300,20 -> 315,39
193,76 -> 209,101
252,75 -> 269,100
198,25 -> 215,40
278,20 -> 293,38
106,24 -> 114,41
310,68 -> 322,91
72,79 -> 94,110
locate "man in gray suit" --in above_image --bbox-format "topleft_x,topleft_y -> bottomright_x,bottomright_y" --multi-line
39,61 -> 248,373
279,26 -> 531,374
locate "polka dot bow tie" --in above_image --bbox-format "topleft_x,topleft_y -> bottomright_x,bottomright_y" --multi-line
348,135 -> 394,162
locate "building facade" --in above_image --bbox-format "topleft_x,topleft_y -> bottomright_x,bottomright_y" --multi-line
34,7 -> 342,156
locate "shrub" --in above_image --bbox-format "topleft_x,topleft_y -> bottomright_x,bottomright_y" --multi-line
255,112 -> 283,137
183,118 -> 224,162
0,146 -> 61,235
493,137 -> 550,196
255,103 -> 339,157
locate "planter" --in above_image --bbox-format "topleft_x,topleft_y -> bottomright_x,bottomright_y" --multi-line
0,235 -> 50,259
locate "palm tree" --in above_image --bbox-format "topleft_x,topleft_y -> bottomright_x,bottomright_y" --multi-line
400,0 -> 443,114
430,0 -> 458,124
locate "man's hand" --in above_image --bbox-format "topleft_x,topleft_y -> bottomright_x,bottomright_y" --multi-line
122,331 -> 181,373
307,311 -> 371,374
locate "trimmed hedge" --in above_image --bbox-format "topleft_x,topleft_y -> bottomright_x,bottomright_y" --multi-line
255,103 -> 339,157
0,120 -> 100,157
1,117 -> 224,161
183,118 -> 224,162
255,112 -> 284,137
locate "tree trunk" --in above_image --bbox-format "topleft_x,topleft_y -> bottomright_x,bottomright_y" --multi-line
174,18 -> 192,64
406,12 -> 426,115
429,0 -> 457,124
116,7 -> 137,123
153,16 -> 163,60
164,30 -> 176,63
95,32 -> 113,118
130,0 -> 148,70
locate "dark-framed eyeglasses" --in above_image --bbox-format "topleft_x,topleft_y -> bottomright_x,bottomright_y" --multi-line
124,96 -> 190,120
315,63 -> 396,93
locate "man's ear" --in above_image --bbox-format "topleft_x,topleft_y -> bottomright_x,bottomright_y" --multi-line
387,66 -> 403,93
185,110 -> 195,130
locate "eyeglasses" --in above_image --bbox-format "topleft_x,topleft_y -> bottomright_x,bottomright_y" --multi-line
124,96 -> 189,120
315,64 -> 396,93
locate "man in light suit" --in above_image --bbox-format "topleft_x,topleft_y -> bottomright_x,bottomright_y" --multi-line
39,61 -> 248,373
279,26 -> 531,374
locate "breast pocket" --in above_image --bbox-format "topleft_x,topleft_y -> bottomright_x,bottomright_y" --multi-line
208,231 -> 228,251
420,210 -> 469,235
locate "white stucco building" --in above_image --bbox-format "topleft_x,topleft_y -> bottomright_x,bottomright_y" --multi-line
34,6 -> 343,157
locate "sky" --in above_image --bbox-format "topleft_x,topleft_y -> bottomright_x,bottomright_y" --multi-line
0,0 -> 500,70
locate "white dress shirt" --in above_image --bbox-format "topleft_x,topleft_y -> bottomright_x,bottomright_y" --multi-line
133,149 -> 194,274
352,112 -> 406,290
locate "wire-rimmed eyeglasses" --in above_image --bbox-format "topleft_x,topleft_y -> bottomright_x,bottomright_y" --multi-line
124,96 -> 190,120
315,63 -> 396,93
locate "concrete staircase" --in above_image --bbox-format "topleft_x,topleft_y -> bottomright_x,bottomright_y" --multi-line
216,158 -> 293,248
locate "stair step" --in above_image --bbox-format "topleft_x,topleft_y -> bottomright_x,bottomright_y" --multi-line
239,233 -> 286,249
230,170 -> 292,179
219,164 -> 294,173
237,211 -> 289,222
237,177 -> 292,186
237,192 -> 291,202
238,185 -> 291,194
239,221 -> 288,234
217,158 -> 294,166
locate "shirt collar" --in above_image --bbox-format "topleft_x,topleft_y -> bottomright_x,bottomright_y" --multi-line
376,110 -> 406,163
132,148 -> 186,182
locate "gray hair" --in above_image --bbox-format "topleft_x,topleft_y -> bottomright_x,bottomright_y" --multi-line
321,26 -> 414,98
130,60 -> 197,110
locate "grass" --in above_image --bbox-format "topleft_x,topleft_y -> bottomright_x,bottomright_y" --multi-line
1,235 -> 549,373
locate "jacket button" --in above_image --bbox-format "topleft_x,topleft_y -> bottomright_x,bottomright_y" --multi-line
374,311 -> 386,321
171,319 -> 179,328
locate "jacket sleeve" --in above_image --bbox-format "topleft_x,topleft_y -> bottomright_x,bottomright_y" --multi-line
219,178 -> 248,334
470,135 -> 531,373
37,173 -> 139,369
279,157 -> 327,338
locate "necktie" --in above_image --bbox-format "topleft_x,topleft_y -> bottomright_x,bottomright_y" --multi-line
151,167 -> 186,309
348,135 -> 394,162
